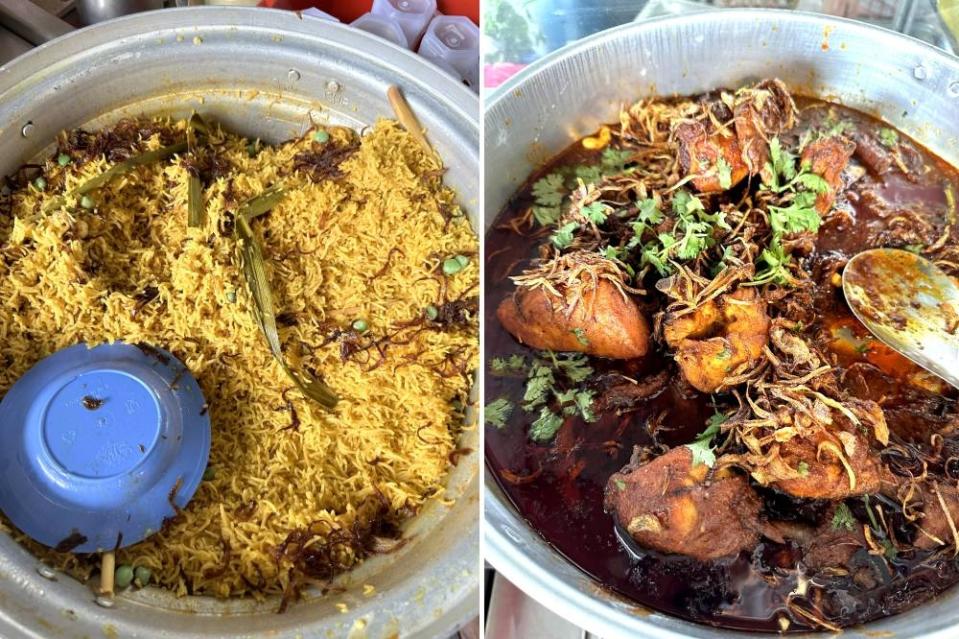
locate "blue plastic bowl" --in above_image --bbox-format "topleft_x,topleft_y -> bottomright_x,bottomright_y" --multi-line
0,342 -> 211,553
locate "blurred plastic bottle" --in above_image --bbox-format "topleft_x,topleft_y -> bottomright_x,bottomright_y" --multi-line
351,13 -> 409,48
370,0 -> 438,48
418,15 -> 479,89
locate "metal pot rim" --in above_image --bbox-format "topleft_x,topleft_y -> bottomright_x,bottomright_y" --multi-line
484,9 -> 959,639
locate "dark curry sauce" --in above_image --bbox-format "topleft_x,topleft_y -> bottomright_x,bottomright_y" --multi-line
485,96 -> 959,632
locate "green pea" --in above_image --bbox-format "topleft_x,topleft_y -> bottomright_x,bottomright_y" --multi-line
424,305 -> 439,321
203,466 -> 215,481
115,564 -> 134,589
134,566 -> 152,587
246,142 -> 258,158
57,153 -> 71,166
352,319 -> 368,333
33,176 -> 46,191
454,254 -> 469,268
226,290 -> 237,304
312,130 -> 330,144
80,195 -> 95,209
442,257 -> 464,276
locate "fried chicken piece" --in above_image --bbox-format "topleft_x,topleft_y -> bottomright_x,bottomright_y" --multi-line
800,135 -> 856,215
597,370 -> 669,413
765,508 -> 867,573
915,483 -> 959,550
734,78 -> 796,181
773,425 -> 883,500
496,280 -> 651,359
852,131 -> 893,176
674,120 -> 750,193
663,288 -> 770,393
605,446 -> 762,561
675,79 -> 797,193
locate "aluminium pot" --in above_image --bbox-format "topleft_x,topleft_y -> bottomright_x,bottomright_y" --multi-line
0,7 -> 479,639
484,9 -> 959,639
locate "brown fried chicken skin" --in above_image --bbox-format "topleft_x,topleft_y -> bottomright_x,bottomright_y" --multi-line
496,279 -> 651,359
663,288 -> 771,393
605,446 -> 762,561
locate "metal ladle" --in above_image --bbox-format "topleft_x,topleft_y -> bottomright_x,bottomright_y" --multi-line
843,248 -> 959,389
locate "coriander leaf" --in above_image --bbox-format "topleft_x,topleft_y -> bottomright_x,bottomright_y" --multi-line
581,202 -> 609,225
574,389 -> 597,422
831,502 -> 855,531
751,240 -> 791,286
530,408 -> 564,443
601,148 -> 633,172
532,173 -> 565,207
554,353 -> 593,383
532,205 -> 562,226
551,222 -> 580,249
485,398 -> 513,429
687,439 -> 716,468
570,327 -> 589,346
574,164 -> 603,185
822,118 -> 852,137
601,245 -> 625,261
769,192 -> 822,235
638,198 -> 664,224
878,128 -> 898,148
796,171 -> 830,194
703,410 -> 727,437
797,461 -> 810,476
491,355 -> 525,375
716,157 -> 732,189
686,415 -> 723,468
641,240 -> 670,275
522,364 -> 554,410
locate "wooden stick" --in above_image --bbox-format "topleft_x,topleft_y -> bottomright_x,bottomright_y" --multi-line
99,552 -> 115,596
387,85 -> 433,154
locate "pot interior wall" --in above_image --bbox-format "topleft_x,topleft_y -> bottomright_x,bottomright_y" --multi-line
0,8 -> 478,639
484,10 -> 959,639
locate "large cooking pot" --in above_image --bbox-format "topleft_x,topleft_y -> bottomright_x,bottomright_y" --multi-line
0,7 -> 478,638
484,9 -> 959,639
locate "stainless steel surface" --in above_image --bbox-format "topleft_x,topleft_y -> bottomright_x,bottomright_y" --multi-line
76,0 -> 164,24
484,10 -> 959,639
0,7 -> 479,639
843,248 -> 959,389
0,0 -> 72,45
31,0 -> 76,18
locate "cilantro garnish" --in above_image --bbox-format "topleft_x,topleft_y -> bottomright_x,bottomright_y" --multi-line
485,398 -> 514,429
550,222 -> 579,249
686,411 -> 727,468
639,189 -> 723,274
716,157 -> 733,189
751,137 -> 831,286
517,352 -> 597,443
490,355 -> 525,375
831,502 -> 855,531
581,202 -> 610,225
530,408 -> 564,442
532,173 -> 565,207
797,461 -> 810,477
878,127 -> 899,148
528,149 -> 632,229
570,328 -> 589,346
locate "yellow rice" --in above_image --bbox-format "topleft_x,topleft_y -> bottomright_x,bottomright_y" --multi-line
0,117 -> 478,598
